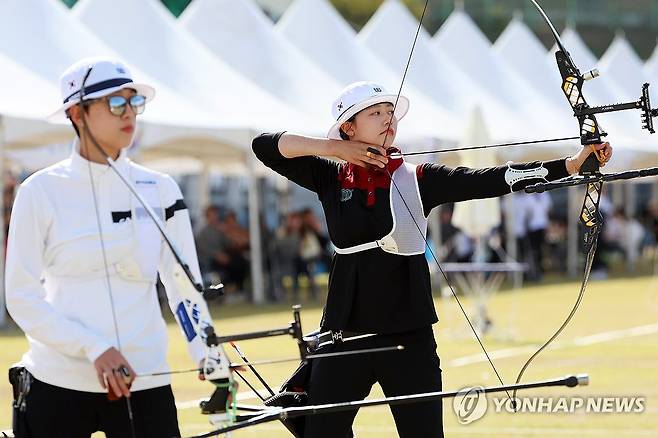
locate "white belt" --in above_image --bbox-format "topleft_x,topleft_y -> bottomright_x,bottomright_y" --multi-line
333,237 -> 399,255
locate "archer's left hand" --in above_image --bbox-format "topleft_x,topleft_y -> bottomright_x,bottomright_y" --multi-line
566,142 -> 613,175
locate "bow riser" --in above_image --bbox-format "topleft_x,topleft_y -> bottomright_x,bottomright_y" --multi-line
171,264 -> 234,398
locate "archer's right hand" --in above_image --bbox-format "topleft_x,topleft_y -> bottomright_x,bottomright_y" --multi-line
94,347 -> 135,399
331,140 -> 389,169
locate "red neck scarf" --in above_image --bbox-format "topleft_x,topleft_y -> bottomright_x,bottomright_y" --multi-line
338,147 -> 403,206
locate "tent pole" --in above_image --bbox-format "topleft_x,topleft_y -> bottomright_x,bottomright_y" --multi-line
247,133 -> 265,304
0,116 -> 6,328
198,163 -> 211,221
567,186 -> 579,278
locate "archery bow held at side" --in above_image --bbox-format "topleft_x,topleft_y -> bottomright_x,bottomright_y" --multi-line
565,142 -> 613,175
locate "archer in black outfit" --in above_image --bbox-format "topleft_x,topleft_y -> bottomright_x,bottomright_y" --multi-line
252,82 -> 612,438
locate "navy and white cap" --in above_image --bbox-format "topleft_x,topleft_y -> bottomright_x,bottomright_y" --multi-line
327,81 -> 409,140
48,56 -> 155,123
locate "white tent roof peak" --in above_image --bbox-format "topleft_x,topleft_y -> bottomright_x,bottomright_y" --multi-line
495,16 -> 548,63
276,0 -> 462,144
359,0 -> 461,108
645,40 -> 658,81
0,0 -> 113,82
180,0 -> 340,122
0,0 -> 253,153
600,34 -> 645,78
360,0 -> 432,40
0,51 -> 72,148
494,17 -> 570,114
278,0 -> 386,85
74,0 -> 317,133
599,34 -> 650,103
433,8 -> 493,51
432,6 -> 569,138
278,0 -> 357,43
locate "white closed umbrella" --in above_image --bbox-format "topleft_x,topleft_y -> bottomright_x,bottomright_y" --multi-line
451,106 -> 501,242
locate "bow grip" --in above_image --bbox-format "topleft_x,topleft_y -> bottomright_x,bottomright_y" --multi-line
580,152 -> 600,176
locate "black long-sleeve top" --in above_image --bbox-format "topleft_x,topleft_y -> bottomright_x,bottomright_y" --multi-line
253,132 -> 570,333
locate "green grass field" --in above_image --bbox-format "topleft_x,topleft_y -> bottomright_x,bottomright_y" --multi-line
1,275 -> 657,437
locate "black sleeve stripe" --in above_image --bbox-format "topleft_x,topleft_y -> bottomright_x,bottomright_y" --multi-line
112,210 -> 132,223
165,199 -> 187,221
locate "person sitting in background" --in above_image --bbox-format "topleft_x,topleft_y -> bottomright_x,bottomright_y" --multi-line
196,205 -> 229,284
300,208 -> 332,267
220,211 -> 250,293
197,207 -> 249,295
270,211 -> 303,301
526,192 -> 552,281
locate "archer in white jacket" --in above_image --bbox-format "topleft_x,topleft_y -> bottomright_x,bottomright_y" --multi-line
5,57 -> 211,438
6,141 -> 205,392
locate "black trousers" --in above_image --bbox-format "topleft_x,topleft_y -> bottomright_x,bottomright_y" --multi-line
18,377 -> 180,438
304,327 -> 444,438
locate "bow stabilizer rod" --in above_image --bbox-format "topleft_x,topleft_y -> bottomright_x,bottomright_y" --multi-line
186,374 -> 589,437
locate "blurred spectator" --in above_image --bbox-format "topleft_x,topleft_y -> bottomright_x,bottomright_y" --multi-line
438,207 -> 474,262
3,172 -> 17,254
297,209 -> 328,300
267,209 -> 330,301
196,206 -> 249,294
526,192 -> 552,280
512,192 -> 530,271
269,211 -> 302,300
603,209 -> 626,254
603,208 -> 646,271
545,217 -> 567,272
300,208 -> 332,267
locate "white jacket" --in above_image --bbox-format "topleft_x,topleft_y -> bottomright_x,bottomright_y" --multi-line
5,144 -> 205,392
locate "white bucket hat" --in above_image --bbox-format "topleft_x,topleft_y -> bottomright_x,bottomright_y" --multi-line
327,81 -> 409,140
48,56 -> 155,123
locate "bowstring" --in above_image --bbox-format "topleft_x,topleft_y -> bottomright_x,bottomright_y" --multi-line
79,67 -> 137,438
378,0 -> 512,401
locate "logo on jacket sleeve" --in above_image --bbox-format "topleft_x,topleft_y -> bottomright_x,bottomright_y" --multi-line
340,188 -> 353,202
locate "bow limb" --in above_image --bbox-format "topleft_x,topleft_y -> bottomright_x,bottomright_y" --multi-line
510,0 -> 607,404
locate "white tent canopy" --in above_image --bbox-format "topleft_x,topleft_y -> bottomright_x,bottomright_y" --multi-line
359,0 -> 527,144
0,52 -> 71,148
180,0 -> 341,126
645,40 -> 658,94
74,0 -> 321,142
276,0 -> 462,147
600,34 -> 651,101
494,18 -> 597,163
495,18 -> 568,113
432,9 -> 570,142
0,0 -> 254,162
